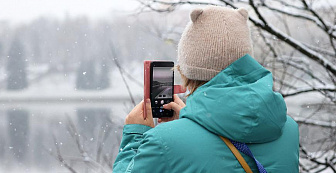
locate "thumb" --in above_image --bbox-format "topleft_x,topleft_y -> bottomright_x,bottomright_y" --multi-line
163,102 -> 181,112
145,99 -> 153,120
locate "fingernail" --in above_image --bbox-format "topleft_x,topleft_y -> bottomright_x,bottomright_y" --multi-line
163,104 -> 167,108
146,99 -> 150,103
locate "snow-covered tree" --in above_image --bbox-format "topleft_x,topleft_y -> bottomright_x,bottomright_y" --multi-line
6,36 -> 28,90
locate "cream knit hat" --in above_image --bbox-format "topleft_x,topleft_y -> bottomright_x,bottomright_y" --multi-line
177,6 -> 253,81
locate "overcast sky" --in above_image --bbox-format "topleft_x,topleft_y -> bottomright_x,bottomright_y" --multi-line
2,0 -> 334,25
0,0 -> 139,24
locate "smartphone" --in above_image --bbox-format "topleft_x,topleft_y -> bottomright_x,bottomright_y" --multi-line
146,61 -> 174,118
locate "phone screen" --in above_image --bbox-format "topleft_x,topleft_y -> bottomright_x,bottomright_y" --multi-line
150,62 -> 174,118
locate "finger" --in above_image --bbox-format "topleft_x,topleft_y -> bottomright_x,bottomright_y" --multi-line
160,117 -> 169,120
173,94 -> 186,107
132,100 -> 143,112
163,102 -> 181,112
145,99 -> 153,120
126,100 -> 143,124
130,100 -> 143,118
141,100 -> 148,119
134,100 -> 145,119
158,117 -> 171,123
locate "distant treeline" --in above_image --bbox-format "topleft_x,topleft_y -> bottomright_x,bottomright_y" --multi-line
0,13 -> 179,90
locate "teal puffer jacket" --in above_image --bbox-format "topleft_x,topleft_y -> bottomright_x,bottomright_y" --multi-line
113,54 -> 299,173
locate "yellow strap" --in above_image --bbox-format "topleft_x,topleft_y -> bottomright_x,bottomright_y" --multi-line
220,136 -> 253,173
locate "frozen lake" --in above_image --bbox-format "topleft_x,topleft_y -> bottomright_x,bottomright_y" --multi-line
0,97 -> 139,172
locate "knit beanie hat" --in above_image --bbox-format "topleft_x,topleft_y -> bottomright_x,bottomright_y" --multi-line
177,6 -> 253,81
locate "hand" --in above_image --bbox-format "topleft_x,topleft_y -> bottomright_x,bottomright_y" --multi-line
125,99 -> 154,128
158,94 -> 186,123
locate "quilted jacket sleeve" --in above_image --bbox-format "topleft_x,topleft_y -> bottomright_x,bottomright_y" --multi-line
113,124 -> 168,173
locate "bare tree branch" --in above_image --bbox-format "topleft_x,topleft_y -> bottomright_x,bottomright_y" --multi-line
248,0 -> 336,76
282,87 -> 336,97
51,133 -> 78,173
300,144 -> 336,172
50,116 -> 113,173
262,1 -> 335,38
272,0 -> 306,11
107,41 -> 136,106
143,0 -> 336,75
276,57 -> 326,85
300,0 -> 336,55
294,117 -> 336,128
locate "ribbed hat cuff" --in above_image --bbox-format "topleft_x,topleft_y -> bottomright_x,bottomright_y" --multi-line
179,63 -> 220,81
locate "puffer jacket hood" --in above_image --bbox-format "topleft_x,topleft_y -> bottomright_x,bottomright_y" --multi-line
180,54 -> 287,143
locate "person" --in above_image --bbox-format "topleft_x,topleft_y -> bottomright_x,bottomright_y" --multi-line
113,6 -> 299,173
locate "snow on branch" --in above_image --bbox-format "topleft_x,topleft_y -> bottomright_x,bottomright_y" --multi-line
275,57 -> 326,85
303,43 -> 336,57
294,116 -> 336,128
248,0 -> 336,76
282,87 -> 336,98
262,2 -> 335,36
300,144 -> 336,172
142,0 -> 336,76
300,0 -> 336,54
272,0 -> 306,11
